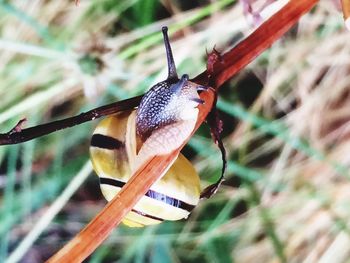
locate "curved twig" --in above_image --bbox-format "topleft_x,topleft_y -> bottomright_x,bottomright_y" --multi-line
46,1 -> 319,262
0,0 -> 318,147
0,96 -> 142,145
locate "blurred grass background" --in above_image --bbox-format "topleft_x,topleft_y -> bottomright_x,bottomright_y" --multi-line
0,0 -> 349,262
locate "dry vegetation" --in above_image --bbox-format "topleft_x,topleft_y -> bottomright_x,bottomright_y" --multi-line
0,0 -> 349,262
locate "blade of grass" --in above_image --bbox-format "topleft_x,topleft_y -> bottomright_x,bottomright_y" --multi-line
150,240 -> 173,263
0,40 -> 68,59
47,89 -> 214,263
197,0 -> 319,88
0,156 -> 87,238
217,99 -> 350,178
118,0 -> 235,59
0,145 -> 19,262
47,0 -> 319,261
20,138 -> 35,220
0,78 -> 78,125
245,182 -> 286,262
188,136 -> 264,183
132,0 -> 159,26
6,162 -> 92,263
0,1 -> 52,42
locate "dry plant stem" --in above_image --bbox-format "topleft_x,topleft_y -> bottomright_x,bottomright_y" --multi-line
0,96 -> 142,145
195,0 -> 319,87
0,0 -> 317,146
47,0 -> 319,262
47,90 -> 215,263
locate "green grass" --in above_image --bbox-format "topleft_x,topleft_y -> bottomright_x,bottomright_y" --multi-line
0,1 -> 349,262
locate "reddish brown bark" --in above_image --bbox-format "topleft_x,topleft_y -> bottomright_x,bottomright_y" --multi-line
47,0 -> 319,262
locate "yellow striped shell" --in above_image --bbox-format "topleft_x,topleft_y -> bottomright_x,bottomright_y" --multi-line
90,110 -> 201,227
90,27 -> 207,227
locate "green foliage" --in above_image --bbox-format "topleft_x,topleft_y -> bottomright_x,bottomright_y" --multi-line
0,1 -> 348,262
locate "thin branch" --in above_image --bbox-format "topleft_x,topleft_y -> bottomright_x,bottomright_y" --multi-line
47,88 -> 215,263
6,162 -> 92,263
47,0 -> 319,262
0,0 -> 316,146
0,96 -> 142,145
8,118 -> 27,134
194,0 -> 319,87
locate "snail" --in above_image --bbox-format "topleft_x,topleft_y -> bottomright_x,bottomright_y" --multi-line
90,27 -> 223,227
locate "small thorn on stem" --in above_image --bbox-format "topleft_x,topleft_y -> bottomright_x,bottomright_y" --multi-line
207,47 -> 223,78
9,118 -> 27,134
200,178 -> 225,199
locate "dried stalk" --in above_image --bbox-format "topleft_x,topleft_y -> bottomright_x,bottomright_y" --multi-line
0,96 -> 142,145
46,1 -> 319,262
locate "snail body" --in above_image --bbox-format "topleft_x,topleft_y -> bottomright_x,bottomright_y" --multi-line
90,111 -> 201,227
90,27 -> 206,227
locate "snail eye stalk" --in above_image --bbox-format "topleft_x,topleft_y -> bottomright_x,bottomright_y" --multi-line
162,26 -> 178,81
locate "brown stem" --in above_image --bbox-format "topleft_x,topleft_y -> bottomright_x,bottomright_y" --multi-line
46,87 -> 215,263
47,0 -> 319,262
0,96 -> 142,145
194,0 -> 319,87
0,0 -> 316,147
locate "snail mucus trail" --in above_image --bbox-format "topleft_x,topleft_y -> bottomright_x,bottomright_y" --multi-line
90,26 -> 225,227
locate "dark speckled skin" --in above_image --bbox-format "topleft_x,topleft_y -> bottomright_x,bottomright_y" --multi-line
136,27 -> 203,142
136,74 -> 196,141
